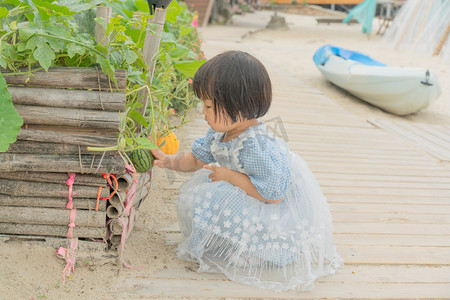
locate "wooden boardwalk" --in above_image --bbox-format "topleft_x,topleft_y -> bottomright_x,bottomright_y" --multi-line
115,31 -> 450,300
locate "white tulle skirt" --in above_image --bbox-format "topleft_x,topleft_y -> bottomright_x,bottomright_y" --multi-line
176,153 -> 343,292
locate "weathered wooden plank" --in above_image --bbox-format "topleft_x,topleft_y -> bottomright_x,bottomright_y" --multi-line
318,178 -> 450,189
330,203 -> 450,215
152,264 -> 450,283
326,194 -> 450,205
15,105 -> 121,130
0,222 -> 106,239
3,67 -> 126,91
9,86 -> 126,111
322,186 -> 450,198
315,172 -> 450,184
0,171 -> 107,187
333,233 -> 450,247
0,207 -> 105,227
338,245 -> 450,264
0,178 -> 110,198
17,128 -> 117,147
370,119 -> 450,161
0,153 -> 125,173
116,278 -> 450,299
333,223 -> 450,235
0,194 -> 106,211
332,212 -> 450,224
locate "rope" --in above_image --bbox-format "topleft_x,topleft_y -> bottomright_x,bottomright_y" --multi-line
96,173 -> 118,211
96,66 -> 105,110
78,145 -> 83,174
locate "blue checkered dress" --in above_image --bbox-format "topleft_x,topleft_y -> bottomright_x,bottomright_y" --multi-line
176,123 -> 342,292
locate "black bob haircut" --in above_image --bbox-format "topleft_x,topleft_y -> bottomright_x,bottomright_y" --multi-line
193,50 -> 272,123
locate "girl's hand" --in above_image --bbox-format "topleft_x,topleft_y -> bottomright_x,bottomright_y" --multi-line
204,165 -> 233,182
151,148 -> 169,168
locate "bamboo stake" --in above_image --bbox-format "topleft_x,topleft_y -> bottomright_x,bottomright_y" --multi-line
15,105 -> 121,130
110,234 -> 121,246
0,207 -> 105,227
9,86 -> 126,111
3,67 -> 126,91
17,128 -> 117,147
106,202 -> 123,219
95,6 -> 112,46
0,172 -> 107,187
434,23 -> 450,56
0,223 -> 106,239
138,8 -> 167,117
116,171 -> 151,192
0,153 -> 125,174
0,195 -> 106,211
0,178 -> 110,198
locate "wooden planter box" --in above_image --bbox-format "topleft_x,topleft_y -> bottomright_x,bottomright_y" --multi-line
0,67 -> 149,246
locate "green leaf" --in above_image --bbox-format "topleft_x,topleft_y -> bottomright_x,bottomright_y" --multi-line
172,44 -> 196,59
0,56 -> 7,69
160,31 -> 177,45
33,40 -> 55,71
173,59 -> 206,77
135,0 -> 150,13
123,48 -> 138,64
32,0 -> 75,16
0,7 -> 8,18
135,137 -> 157,150
130,109 -> 149,127
67,43 -> 85,58
25,36 -> 39,50
166,0 -> 181,23
0,72 -> 23,152
19,28 -> 36,41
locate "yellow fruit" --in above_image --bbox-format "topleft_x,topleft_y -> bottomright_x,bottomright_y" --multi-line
157,131 -> 179,155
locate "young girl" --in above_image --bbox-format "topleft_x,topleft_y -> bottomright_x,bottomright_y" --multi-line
151,50 -> 343,292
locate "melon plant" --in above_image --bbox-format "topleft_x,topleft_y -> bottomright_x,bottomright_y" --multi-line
128,148 -> 154,173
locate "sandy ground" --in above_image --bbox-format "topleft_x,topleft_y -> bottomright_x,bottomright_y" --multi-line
0,8 -> 448,300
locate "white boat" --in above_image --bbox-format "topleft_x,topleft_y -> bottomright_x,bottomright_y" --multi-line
313,45 -> 442,116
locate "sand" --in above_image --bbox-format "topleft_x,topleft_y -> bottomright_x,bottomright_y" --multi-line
0,7 -> 448,299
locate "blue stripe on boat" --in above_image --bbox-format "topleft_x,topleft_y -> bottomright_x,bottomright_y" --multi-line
313,45 -> 386,67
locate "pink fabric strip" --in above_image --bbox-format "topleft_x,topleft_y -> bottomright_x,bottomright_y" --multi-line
57,238 -> 78,284
66,173 -> 76,209
116,165 -> 143,269
67,209 -> 76,239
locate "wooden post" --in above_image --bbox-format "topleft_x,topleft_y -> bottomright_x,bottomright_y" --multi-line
138,8 -> 168,117
95,6 -> 112,46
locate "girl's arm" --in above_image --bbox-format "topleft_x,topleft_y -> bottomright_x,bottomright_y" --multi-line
151,148 -> 206,172
203,165 -> 282,203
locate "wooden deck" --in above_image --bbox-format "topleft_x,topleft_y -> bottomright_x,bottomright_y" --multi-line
114,30 -> 450,300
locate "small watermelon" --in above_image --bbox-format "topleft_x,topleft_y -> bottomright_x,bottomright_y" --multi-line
128,149 -> 154,173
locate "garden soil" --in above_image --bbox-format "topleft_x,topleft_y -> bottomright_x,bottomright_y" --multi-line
0,8 -> 449,299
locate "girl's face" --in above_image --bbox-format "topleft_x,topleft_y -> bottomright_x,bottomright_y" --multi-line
202,99 -> 233,132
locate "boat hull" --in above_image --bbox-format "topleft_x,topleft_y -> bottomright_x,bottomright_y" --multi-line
314,45 -> 442,115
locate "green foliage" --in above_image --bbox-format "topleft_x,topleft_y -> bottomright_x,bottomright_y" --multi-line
0,72 -> 23,152
0,0 -> 206,156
